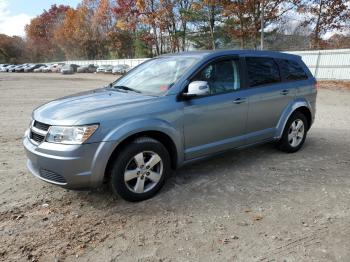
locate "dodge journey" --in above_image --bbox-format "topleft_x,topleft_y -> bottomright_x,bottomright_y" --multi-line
24,50 -> 317,201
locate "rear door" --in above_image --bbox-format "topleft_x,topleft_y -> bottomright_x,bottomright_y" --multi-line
243,56 -> 295,144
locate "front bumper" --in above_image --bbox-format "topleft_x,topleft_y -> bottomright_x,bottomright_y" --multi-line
23,135 -> 115,189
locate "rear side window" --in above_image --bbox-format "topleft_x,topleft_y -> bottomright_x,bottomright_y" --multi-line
246,57 -> 281,87
279,59 -> 308,81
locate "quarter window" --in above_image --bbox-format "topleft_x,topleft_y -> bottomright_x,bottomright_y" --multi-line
246,57 -> 281,87
279,59 -> 308,81
192,59 -> 240,95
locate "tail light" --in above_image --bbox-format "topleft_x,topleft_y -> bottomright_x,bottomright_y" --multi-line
315,81 -> 320,89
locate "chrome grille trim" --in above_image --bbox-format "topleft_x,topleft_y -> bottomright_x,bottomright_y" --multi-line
33,121 -> 50,131
31,126 -> 47,136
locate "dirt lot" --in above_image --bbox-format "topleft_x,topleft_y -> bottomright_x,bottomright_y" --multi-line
0,73 -> 350,262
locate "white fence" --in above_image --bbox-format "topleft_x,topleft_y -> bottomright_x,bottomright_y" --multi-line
287,49 -> 350,80
65,58 -> 149,68
64,49 -> 350,80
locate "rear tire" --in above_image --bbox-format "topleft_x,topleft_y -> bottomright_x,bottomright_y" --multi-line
277,112 -> 308,153
109,137 -> 171,202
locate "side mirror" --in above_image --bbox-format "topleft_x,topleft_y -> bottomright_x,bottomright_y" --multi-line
183,81 -> 209,98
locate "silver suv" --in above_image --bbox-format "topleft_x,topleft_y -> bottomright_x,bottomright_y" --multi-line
23,50 -> 317,201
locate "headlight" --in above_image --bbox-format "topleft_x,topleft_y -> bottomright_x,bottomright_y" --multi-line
46,124 -> 98,144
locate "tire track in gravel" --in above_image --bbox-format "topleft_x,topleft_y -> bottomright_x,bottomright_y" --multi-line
259,227 -> 329,260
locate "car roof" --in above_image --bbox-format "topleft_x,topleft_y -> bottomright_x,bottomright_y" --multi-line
162,49 -> 301,60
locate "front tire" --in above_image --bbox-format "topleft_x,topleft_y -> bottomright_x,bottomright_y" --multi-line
277,112 -> 308,153
109,137 -> 171,202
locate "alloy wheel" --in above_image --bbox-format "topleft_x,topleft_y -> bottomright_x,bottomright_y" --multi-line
124,151 -> 163,194
288,119 -> 305,147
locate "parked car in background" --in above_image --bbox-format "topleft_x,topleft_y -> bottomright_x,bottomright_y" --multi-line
77,64 -> 97,73
15,64 -> 32,72
104,65 -> 113,74
41,64 -> 53,73
0,64 -> 11,72
61,64 -> 79,74
34,65 -> 49,73
23,50 -> 316,202
43,64 -> 62,73
112,64 -> 130,75
7,64 -> 17,72
3,65 -> 16,72
24,64 -> 45,72
9,64 -> 24,72
0,64 -> 8,71
52,64 -> 64,73
96,65 -> 111,73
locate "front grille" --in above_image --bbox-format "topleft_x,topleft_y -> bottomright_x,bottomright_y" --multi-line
30,120 -> 50,144
33,121 -> 50,131
30,132 -> 45,143
40,169 -> 67,184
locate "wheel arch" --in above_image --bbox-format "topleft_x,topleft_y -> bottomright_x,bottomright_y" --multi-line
275,100 -> 313,139
294,106 -> 312,130
103,130 -> 180,182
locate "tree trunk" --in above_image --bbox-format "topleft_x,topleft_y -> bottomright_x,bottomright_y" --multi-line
239,12 -> 245,48
313,0 -> 324,49
182,21 -> 187,51
153,26 -> 160,56
209,5 -> 216,50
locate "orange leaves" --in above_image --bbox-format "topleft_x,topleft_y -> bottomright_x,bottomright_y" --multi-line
222,0 -> 295,48
93,0 -> 113,33
114,0 -> 140,31
191,2 -> 202,11
116,20 -> 128,30
24,4 -> 71,61
136,0 -> 147,12
53,6 -> 93,59
0,34 -> 27,63
18,0 -> 350,61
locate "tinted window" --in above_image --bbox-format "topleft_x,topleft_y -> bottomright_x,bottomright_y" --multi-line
246,57 -> 281,87
192,59 -> 240,94
279,59 -> 308,81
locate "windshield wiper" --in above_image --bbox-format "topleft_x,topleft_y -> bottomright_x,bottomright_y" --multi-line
110,85 -> 141,93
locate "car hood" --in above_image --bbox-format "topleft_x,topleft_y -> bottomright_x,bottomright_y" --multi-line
33,88 -> 156,125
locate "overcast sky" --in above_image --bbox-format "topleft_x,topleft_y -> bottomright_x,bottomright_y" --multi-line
0,0 -> 80,37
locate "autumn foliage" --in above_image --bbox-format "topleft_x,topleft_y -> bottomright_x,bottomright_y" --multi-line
25,5 -> 71,61
0,0 -> 349,63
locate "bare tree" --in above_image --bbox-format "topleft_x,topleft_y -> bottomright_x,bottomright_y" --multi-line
299,0 -> 349,48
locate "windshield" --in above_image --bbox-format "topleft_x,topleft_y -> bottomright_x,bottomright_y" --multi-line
110,56 -> 199,95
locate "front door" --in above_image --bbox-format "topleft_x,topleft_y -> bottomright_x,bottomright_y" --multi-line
183,58 -> 249,160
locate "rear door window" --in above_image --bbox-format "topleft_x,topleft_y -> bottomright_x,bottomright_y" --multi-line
246,57 -> 281,87
279,59 -> 308,81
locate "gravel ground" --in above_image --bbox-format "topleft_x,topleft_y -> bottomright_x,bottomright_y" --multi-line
0,73 -> 350,262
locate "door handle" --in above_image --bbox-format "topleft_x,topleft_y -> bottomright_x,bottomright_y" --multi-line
280,89 -> 289,95
233,97 -> 247,104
